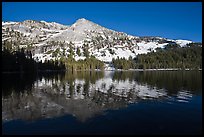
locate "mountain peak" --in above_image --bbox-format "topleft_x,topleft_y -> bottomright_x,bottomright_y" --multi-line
70,18 -> 99,32
78,18 -> 87,21
73,18 -> 94,26
76,18 -> 90,22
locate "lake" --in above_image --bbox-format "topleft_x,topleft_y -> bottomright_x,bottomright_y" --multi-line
2,70 -> 202,135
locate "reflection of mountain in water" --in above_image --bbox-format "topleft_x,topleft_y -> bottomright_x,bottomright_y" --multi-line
2,71 -> 201,122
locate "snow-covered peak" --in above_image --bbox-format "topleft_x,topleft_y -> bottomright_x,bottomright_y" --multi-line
75,18 -> 92,24
70,18 -> 101,31
76,18 -> 89,22
72,18 -> 91,27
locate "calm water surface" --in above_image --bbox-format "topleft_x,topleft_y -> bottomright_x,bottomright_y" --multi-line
2,71 -> 202,135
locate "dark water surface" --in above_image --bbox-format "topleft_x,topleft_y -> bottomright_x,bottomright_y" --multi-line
2,71 -> 202,135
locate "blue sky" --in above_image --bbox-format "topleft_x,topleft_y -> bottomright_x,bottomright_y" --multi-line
2,2 -> 202,42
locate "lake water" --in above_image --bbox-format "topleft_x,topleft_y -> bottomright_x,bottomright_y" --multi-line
2,71 -> 202,135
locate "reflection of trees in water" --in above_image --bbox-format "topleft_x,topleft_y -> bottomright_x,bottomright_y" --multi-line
2,73 -> 36,97
2,71 -> 66,97
112,71 -> 137,82
2,71 -> 202,123
112,71 -> 202,95
64,71 -> 105,84
140,71 -> 202,95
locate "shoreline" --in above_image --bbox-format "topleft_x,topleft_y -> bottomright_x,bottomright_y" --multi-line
2,68 -> 202,73
111,68 -> 202,71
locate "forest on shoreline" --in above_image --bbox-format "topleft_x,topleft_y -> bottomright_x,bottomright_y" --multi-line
2,42 -> 202,72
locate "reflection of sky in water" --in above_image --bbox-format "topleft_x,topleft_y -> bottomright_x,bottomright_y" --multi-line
1,71 -> 198,123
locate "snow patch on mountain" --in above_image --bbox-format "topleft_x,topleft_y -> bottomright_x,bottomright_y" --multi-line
174,40 -> 192,47
2,21 -> 18,25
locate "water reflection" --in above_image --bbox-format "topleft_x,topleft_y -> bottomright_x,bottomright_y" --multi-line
2,71 -> 202,123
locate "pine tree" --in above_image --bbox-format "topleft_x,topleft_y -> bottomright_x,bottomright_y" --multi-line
76,47 -> 81,56
83,47 -> 89,58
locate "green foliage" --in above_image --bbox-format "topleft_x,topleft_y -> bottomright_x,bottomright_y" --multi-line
83,47 -> 89,58
63,56 -> 104,71
164,43 -> 180,50
76,47 -> 81,56
135,44 -> 202,69
38,59 -> 65,71
67,42 -> 75,58
108,48 -> 115,55
186,42 -> 202,47
46,50 -> 54,54
52,48 -> 60,57
2,45 -> 66,72
27,43 -> 33,50
112,57 -> 134,70
4,40 -> 13,51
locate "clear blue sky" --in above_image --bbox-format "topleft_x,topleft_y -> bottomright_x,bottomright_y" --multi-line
2,2 -> 202,42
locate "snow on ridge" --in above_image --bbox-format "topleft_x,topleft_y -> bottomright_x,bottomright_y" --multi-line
167,38 -> 193,47
2,21 -> 18,25
175,39 -> 192,47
